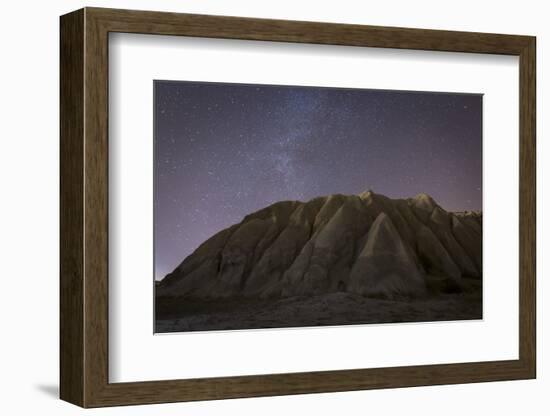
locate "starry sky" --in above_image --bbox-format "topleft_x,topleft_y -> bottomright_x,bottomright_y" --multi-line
154,81 -> 482,280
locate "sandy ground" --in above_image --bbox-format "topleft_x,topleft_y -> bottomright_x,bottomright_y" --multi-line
155,277 -> 482,333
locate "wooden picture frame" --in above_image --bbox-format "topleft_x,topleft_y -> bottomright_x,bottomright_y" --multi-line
60,7 -> 536,408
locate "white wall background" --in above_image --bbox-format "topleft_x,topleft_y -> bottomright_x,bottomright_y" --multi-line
0,0 -> 545,414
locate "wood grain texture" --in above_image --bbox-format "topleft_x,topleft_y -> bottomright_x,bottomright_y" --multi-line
59,8 -> 84,407
518,38 -> 536,375
59,7 -> 537,408
88,7 -> 532,54
83,10 -> 110,406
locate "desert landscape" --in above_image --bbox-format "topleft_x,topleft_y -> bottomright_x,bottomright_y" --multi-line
155,191 -> 482,332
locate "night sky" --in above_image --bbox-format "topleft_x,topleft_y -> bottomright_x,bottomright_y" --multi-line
154,81 -> 482,280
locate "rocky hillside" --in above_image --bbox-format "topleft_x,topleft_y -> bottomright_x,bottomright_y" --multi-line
157,191 -> 482,300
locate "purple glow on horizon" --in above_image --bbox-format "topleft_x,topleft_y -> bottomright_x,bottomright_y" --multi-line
154,81 -> 482,280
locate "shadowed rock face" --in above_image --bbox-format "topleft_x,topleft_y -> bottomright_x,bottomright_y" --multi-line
157,192 -> 482,300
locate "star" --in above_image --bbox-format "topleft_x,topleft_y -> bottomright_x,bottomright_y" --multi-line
153,80 -> 482,280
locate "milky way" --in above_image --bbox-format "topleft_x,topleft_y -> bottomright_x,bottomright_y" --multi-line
154,81 -> 482,280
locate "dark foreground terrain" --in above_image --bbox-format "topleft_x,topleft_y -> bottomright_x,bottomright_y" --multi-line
155,192 -> 482,333
155,277 -> 481,333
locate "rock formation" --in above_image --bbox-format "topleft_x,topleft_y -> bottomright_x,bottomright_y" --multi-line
157,192 -> 482,300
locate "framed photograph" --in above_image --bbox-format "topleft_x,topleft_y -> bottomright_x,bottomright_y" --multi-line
60,7 -> 536,407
